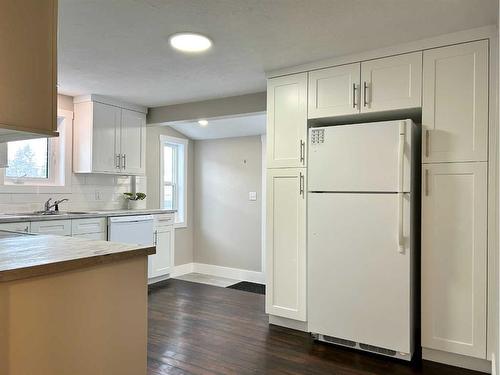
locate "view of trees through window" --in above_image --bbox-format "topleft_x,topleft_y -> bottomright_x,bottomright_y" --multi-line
6,138 -> 49,179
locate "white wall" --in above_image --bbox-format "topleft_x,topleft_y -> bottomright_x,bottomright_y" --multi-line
193,136 -> 262,272
146,124 -> 194,266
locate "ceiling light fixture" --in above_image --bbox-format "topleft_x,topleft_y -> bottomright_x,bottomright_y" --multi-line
198,119 -> 208,126
169,33 -> 212,53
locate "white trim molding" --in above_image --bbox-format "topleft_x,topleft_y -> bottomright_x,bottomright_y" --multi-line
170,262 -> 265,284
422,348 -> 492,374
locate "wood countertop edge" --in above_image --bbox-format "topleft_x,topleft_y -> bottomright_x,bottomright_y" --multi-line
0,246 -> 156,283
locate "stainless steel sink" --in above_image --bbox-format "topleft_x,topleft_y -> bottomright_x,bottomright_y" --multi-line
2,211 -> 93,217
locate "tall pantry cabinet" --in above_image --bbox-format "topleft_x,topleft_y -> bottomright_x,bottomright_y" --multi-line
421,40 -> 489,359
266,73 -> 308,322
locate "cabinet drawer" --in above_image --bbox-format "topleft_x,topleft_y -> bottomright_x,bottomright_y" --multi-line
73,232 -> 107,241
71,217 -> 106,235
154,214 -> 175,229
31,220 -> 72,236
0,222 -> 31,233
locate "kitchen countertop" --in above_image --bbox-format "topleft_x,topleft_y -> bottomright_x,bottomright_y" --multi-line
0,231 -> 155,282
0,208 -> 176,223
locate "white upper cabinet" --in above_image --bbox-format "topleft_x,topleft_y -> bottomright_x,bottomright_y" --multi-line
421,162 -> 487,358
308,63 -> 361,118
422,40 -> 488,163
91,102 -> 121,173
308,52 -> 422,119
361,52 -> 422,113
267,73 -> 308,168
73,95 -> 147,175
120,109 -> 146,175
266,168 -> 307,321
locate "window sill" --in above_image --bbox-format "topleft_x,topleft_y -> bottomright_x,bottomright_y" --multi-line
174,222 -> 187,229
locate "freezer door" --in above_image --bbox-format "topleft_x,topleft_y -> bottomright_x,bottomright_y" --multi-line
308,193 -> 413,355
309,120 -> 412,192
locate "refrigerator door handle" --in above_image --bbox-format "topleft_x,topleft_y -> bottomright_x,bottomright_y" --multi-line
398,192 -> 404,253
397,122 -> 406,253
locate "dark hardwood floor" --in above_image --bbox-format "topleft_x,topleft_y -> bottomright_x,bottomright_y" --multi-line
148,279 -> 482,375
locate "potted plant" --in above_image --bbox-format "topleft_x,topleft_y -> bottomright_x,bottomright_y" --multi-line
123,192 -> 146,210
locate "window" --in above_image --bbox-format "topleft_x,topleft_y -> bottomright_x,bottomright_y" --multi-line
6,138 -> 50,180
0,110 -> 72,192
160,135 -> 187,227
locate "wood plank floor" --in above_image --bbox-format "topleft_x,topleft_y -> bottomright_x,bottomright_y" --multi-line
148,279 -> 482,375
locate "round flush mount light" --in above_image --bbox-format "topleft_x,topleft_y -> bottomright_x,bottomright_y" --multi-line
169,32 -> 212,53
198,119 -> 208,126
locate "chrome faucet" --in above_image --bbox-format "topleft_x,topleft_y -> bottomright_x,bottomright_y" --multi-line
42,198 -> 69,213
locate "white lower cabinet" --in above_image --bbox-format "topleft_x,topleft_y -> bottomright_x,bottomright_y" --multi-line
0,222 -> 30,233
266,168 -> 307,321
31,220 -> 72,236
148,215 -> 174,279
73,232 -> 107,241
421,162 -> 487,359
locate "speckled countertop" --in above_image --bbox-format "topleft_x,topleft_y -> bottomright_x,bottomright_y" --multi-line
0,209 -> 176,223
0,231 -> 155,282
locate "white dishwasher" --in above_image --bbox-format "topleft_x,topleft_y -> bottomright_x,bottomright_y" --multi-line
108,215 -> 154,246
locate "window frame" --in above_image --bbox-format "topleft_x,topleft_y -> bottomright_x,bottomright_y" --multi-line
159,135 -> 188,228
0,109 -> 73,194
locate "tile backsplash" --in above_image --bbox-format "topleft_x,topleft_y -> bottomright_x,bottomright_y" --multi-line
0,174 -> 147,213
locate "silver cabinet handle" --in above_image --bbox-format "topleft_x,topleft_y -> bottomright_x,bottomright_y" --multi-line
299,172 -> 305,198
122,154 -> 126,169
153,230 -> 158,245
424,169 -> 429,196
352,83 -> 357,109
24,225 -> 29,233
116,154 -> 121,169
363,81 -> 369,107
299,140 -> 305,165
425,130 -> 430,158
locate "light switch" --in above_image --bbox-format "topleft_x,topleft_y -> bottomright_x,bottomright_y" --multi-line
249,192 -> 257,201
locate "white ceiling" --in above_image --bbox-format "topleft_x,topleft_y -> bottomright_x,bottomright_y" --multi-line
169,113 -> 266,140
59,0 -> 498,107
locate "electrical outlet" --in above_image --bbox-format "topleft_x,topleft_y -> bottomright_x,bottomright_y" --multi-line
249,192 -> 257,201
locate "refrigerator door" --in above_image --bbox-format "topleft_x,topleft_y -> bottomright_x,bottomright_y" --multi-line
308,120 -> 412,192
308,193 -> 412,355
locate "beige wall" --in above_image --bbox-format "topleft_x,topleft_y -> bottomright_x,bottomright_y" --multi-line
193,136 -> 262,271
146,125 -> 194,266
57,94 -> 74,112
147,92 -> 266,125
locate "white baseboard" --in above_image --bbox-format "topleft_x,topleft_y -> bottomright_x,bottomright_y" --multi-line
269,315 -> 308,332
171,263 -> 194,278
193,263 -> 265,283
491,354 -> 496,375
422,348 -> 491,373
170,262 -> 265,283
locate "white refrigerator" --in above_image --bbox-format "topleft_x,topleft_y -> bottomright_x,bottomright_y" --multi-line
308,119 -> 418,360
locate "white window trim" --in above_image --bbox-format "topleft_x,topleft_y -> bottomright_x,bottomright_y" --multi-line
0,109 -> 73,194
159,135 -> 188,228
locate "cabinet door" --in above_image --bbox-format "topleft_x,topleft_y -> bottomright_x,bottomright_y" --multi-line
422,40 -> 488,163
267,73 -> 307,168
71,218 -> 107,236
361,52 -> 422,113
73,232 -> 107,241
120,109 -> 146,175
92,102 -> 121,173
266,168 -> 306,321
0,222 -> 30,233
0,0 -> 57,136
31,220 -> 72,236
149,227 -> 173,279
308,63 -> 361,119
421,162 -> 487,358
